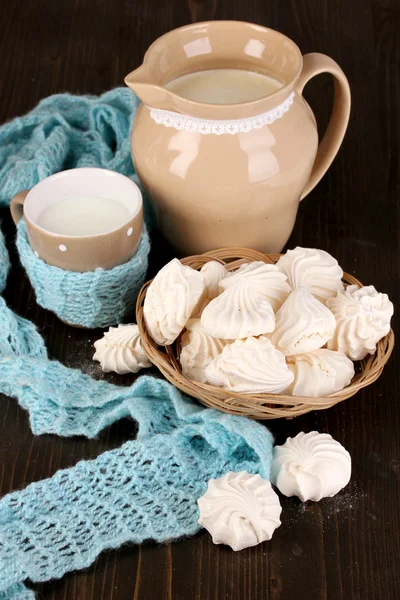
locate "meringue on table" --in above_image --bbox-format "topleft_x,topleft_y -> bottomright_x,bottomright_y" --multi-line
285,349 -> 355,397
143,258 -> 205,345
271,431 -> 351,502
327,284 -> 394,360
93,324 -> 152,374
198,471 -> 282,551
205,336 -> 294,394
276,247 -> 344,303
269,286 -> 336,356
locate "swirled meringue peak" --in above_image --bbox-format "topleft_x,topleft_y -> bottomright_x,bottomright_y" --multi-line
327,284 -> 394,360
269,287 -> 336,355
93,324 -> 152,374
219,261 -> 292,312
144,258 -> 205,345
271,432 -> 351,502
192,261 -> 228,316
201,261 -> 228,298
201,279 -> 275,339
205,336 -> 294,393
286,349 -> 355,397
180,319 -> 229,383
198,471 -> 282,551
276,247 -> 344,303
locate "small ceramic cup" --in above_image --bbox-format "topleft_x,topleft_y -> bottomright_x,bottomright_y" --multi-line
10,168 -> 143,272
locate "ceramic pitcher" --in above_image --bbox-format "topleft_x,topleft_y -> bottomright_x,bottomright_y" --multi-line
125,21 -> 351,255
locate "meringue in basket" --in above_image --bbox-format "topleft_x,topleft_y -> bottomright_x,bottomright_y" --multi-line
285,349 -> 355,397
139,246 -> 393,408
276,247 -> 344,303
144,258 -> 205,345
201,279 -> 276,339
327,284 -> 394,360
218,262 -> 291,312
205,337 -> 294,394
268,287 -> 336,356
192,261 -> 228,316
180,318 -> 229,383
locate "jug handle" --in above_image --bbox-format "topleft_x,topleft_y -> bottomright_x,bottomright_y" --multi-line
296,53 -> 351,200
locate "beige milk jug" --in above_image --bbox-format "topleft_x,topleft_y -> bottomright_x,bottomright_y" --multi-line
125,21 -> 351,255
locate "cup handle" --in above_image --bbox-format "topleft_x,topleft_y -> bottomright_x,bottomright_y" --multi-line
296,53 -> 351,200
10,190 -> 29,224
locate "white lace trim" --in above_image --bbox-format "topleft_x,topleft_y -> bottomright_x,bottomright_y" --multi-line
148,92 -> 295,135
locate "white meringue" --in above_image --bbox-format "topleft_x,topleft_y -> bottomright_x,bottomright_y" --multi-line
143,258 -> 205,345
327,285 -> 394,360
271,431 -> 351,502
219,261 -> 291,312
201,279 -> 275,339
276,247 -> 344,303
198,471 -> 282,551
93,324 -> 152,375
285,349 -> 355,397
180,319 -> 229,383
201,260 -> 228,299
192,261 -> 228,316
269,287 -> 336,355
205,337 -> 294,394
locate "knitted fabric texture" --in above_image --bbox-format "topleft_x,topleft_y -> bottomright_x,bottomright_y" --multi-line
0,583 -> 35,600
0,90 -> 274,599
0,229 -> 9,294
16,220 -> 150,328
0,299 -> 274,599
0,88 -> 139,205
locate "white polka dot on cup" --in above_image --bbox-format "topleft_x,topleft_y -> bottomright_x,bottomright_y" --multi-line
59,244 -> 67,252
127,227 -> 133,237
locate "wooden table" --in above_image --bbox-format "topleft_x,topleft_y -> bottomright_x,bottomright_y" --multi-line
0,0 -> 399,598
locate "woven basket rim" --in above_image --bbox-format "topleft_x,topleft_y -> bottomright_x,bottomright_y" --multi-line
136,247 -> 395,420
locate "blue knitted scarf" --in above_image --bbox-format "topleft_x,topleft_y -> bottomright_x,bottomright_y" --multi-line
0,91 -> 274,599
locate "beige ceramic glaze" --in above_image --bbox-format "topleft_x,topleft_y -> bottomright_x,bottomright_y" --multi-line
10,168 -> 143,272
125,21 -> 351,255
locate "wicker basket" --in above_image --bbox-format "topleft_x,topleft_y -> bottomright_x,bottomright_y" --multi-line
136,247 -> 394,420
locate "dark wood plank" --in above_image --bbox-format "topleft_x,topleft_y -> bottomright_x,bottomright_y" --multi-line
0,0 -> 399,598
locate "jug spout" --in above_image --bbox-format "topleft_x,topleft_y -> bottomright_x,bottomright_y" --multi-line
125,66 -> 172,110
